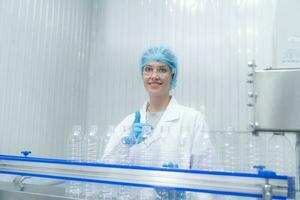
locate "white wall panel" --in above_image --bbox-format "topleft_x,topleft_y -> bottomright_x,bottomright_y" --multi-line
85,0 -> 296,175
0,0 -> 92,158
87,0 -> 277,131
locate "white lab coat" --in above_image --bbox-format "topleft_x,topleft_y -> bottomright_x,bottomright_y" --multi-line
102,97 -> 221,199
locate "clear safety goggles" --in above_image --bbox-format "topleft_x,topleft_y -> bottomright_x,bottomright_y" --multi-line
143,65 -> 173,77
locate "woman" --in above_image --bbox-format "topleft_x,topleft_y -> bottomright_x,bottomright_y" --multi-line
102,46 -> 219,199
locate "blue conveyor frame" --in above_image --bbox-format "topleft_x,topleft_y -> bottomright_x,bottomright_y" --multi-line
0,154 -> 295,200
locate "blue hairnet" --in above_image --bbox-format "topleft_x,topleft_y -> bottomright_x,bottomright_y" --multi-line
140,46 -> 178,89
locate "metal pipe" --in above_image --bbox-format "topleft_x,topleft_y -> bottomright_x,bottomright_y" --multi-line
262,182 -> 272,200
253,129 -> 300,134
296,134 -> 300,191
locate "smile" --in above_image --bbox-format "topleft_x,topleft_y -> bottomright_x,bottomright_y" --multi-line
149,82 -> 162,85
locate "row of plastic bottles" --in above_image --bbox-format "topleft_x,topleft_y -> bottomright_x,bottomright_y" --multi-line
221,127 -> 294,176
66,125 -> 190,199
68,124 -> 294,175
67,125 -> 112,162
65,125 -> 294,199
104,125 -> 209,171
66,125 -> 113,199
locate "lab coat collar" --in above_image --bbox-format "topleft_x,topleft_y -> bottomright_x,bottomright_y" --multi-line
140,96 -> 180,123
140,96 -> 180,147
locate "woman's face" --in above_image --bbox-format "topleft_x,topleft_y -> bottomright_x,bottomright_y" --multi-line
142,61 -> 173,98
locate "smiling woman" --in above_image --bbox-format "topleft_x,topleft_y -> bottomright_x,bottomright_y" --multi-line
102,46 -> 220,199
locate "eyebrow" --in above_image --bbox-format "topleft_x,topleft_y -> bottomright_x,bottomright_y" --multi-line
144,64 -> 168,68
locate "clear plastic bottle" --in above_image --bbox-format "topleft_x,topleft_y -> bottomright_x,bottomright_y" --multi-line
267,132 -> 293,176
179,133 -> 190,169
84,125 -> 99,162
135,124 -> 152,167
158,126 -> 173,166
118,125 -> 136,199
100,125 -> 114,161
68,125 -> 83,162
66,125 -> 83,198
156,125 -> 181,200
245,133 -> 264,173
194,130 -> 216,171
222,127 -> 239,172
97,125 -> 115,199
100,125 -> 115,165
142,124 -> 152,140
119,125 -> 131,165
83,125 -> 99,199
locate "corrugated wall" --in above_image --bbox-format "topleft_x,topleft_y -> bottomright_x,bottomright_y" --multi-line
86,0 -> 297,176
86,0 -> 277,132
0,0 -> 92,158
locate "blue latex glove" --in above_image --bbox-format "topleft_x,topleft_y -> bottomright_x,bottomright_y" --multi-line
122,123 -> 145,145
155,162 -> 186,200
122,111 -> 151,146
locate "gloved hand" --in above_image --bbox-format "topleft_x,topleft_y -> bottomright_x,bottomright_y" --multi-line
122,111 -> 152,146
155,162 -> 186,200
122,123 -> 145,146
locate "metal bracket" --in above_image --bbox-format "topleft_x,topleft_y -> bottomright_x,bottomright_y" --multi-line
13,176 -> 32,190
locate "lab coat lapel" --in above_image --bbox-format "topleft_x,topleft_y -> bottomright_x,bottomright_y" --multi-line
139,101 -> 148,123
142,97 -> 180,147
160,97 -> 180,122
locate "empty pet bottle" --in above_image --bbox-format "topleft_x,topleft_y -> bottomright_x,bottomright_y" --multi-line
245,133 -> 263,173
84,125 -> 99,162
83,126 -> 99,199
66,125 -> 83,198
222,127 -> 239,172
68,125 -> 83,161
267,132 -> 293,176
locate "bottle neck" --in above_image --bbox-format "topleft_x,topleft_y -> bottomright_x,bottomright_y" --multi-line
273,132 -> 285,136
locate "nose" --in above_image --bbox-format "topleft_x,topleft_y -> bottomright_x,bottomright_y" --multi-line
150,69 -> 159,78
